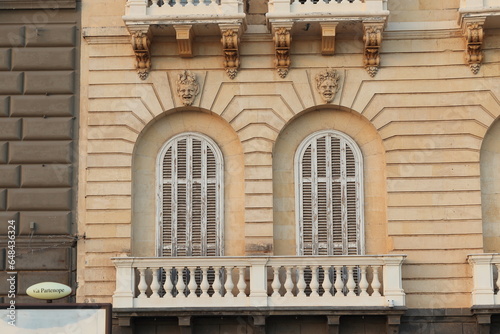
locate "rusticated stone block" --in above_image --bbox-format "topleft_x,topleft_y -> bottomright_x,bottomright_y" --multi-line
23,117 -> 73,140
0,25 -> 24,47
0,96 -> 9,116
20,211 -> 72,235
21,164 -> 72,187
9,141 -> 72,163
0,189 -> 5,210
15,271 -> 70,293
12,47 -> 75,71
0,118 -> 21,140
25,25 -> 76,47
0,48 -> 11,70
14,248 -> 71,270
0,165 -> 20,187
0,142 -> 7,163
0,212 -> 19,236
7,188 -> 72,211
24,71 -> 74,94
0,72 -> 23,94
11,95 -> 74,117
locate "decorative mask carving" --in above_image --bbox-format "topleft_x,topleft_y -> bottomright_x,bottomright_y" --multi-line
362,23 -> 384,78
131,30 -> 152,80
273,25 -> 292,78
221,28 -> 241,79
463,19 -> 485,74
315,69 -> 341,103
176,70 -> 199,106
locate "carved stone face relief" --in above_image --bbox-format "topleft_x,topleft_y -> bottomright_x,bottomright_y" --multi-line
176,70 -> 199,106
315,69 -> 340,103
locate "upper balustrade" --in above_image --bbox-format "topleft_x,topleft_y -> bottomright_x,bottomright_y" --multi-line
124,0 -> 245,24
267,0 -> 389,20
460,0 -> 500,13
113,255 -> 406,309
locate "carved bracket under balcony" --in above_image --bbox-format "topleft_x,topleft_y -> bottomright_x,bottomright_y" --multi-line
320,22 -> 338,55
363,22 -> 384,77
272,24 -> 293,78
174,25 -> 194,58
130,28 -> 152,80
219,24 -> 242,79
462,17 -> 485,74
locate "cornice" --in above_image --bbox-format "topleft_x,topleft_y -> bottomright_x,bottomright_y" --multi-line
83,27 -> 131,45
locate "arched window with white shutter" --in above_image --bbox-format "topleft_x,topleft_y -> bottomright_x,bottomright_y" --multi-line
157,132 -> 224,257
295,130 -> 364,256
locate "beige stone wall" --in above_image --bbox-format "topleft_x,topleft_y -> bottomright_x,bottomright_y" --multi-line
78,0 -> 500,309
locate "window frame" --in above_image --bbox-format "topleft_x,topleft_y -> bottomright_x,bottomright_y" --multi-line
294,129 -> 365,256
156,132 -> 224,257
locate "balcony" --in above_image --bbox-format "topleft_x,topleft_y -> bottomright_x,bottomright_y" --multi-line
113,255 -> 406,309
267,0 -> 389,20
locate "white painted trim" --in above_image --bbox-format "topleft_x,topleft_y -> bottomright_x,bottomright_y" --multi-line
156,132 -> 224,257
294,130 -> 364,256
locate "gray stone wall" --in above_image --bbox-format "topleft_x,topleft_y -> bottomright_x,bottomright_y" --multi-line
0,5 -> 79,303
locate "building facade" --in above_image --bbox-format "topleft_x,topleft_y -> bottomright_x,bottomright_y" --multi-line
79,0 -> 500,332
0,0 -> 80,304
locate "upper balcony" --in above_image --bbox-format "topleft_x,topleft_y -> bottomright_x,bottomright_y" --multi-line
112,255 -> 406,310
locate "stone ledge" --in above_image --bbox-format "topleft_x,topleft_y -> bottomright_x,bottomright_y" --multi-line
0,0 -> 76,9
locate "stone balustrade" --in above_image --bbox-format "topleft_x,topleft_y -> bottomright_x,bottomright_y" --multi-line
124,0 -> 245,19
113,255 -> 406,309
468,254 -> 500,306
267,0 -> 389,19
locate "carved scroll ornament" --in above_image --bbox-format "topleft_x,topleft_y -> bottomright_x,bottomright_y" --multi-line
221,28 -> 241,79
273,25 -> 292,79
131,30 -> 152,80
363,23 -> 383,78
463,19 -> 485,74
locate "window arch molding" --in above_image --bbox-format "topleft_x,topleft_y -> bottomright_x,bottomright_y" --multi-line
156,132 -> 224,257
132,110 -> 245,257
273,107 -> 388,256
295,130 -> 364,256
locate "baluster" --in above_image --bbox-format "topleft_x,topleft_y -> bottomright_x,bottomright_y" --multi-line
271,266 -> 281,297
150,0 -> 159,8
371,266 -> 381,297
310,266 -> 319,297
163,267 -> 173,298
346,266 -> 356,296
187,266 -> 198,298
188,0 -> 195,6
359,266 -> 369,297
322,265 -> 333,296
212,266 -> 222,297
334,265 -> 344,296
200,266 -> 210,297
237,266 -> 247,297
284,266 -> 294,297
210,0 -> 217,5
175,267 -> 186,297
150,268 -> 161,298
297,266 -> 306,297
225,267 -> 234,297
137,267 -> 148,298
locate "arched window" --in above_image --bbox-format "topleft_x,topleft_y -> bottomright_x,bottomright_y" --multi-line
157,133 -> 224,256
295,130 -> 364,256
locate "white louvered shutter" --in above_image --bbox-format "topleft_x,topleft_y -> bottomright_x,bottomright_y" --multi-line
297,131 -> 363,256
159,134 -> 223,257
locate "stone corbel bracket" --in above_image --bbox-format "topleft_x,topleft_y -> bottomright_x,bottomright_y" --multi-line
272,23 -> 293,78
320,22 -> 338,55
130,27 -> 152,80
362,21 -> 385,77
174,25 -> 194,57
462,17 -> 486,74
219,24 -> 243,79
